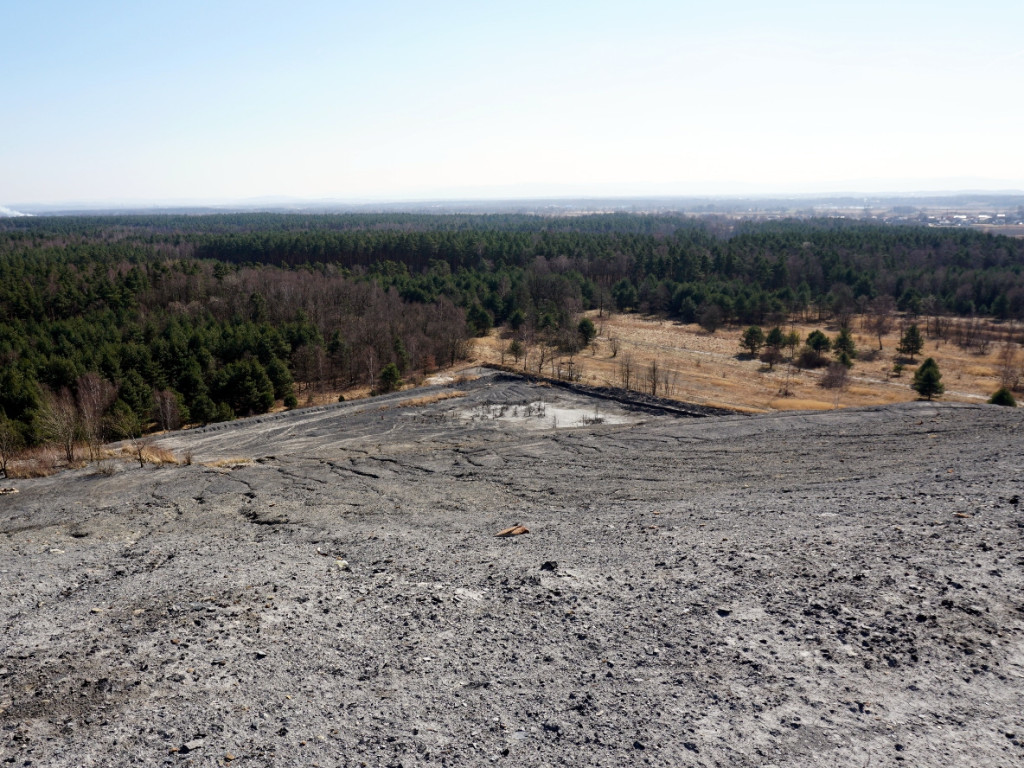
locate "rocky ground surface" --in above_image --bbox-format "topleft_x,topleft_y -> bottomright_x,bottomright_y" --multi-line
2,370 -> 1023,767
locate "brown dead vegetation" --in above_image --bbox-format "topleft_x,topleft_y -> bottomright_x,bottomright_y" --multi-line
468,312 -> 1024,412
201,457 -> 253,469
5,445 -> 63,479
384,390 -> 467,410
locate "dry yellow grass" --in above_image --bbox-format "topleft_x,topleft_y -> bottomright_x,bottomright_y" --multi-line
115,444 -> 183,466
5,445 -> 62,478
140,445 -> 181,465
387,390 -> 467,409
965,365 -> 996,377
468,312 -> 1024,413
202,457 -> 253,469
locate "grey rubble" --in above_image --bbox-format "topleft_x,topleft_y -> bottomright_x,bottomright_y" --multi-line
1,370 -> 1023,767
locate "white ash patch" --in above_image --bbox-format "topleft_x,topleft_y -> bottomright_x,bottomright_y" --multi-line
460,400 -> 635,429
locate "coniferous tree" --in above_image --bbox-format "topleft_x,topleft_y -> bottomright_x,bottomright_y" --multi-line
912,358 -> 944,400
806,330 -> 831,355
833,327 -> 857,363
378,363 -> 402,394
898,324 -> 924,360
577,317 -> 597,347
740,326 -> 765,356
759,326 -> 786,369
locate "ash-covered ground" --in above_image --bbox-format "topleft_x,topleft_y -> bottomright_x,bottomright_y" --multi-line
2,370 -> 1023,767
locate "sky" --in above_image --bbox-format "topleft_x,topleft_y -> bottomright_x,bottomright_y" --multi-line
2,0 -> 1023,207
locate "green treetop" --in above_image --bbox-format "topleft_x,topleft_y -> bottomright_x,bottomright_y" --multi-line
912,357 -> 944,400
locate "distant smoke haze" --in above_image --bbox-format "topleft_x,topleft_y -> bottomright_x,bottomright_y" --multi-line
0,206 -> 32,217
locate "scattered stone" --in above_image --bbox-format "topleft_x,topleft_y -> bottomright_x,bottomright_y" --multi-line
540,561 -> 558,572
496,525 -> 529,537
179,738 -> 205,753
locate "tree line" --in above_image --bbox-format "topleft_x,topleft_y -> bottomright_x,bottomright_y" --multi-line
2,212 -> 1024,454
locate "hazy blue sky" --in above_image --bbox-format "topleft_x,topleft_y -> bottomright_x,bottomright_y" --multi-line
3,0 -> 1022,205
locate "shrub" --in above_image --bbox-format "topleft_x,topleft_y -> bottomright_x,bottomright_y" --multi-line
989,387 -> 1017,407
820,362 -> 850,390
797,347 -> 828,369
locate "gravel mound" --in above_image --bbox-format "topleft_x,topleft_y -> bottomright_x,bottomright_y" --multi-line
2,371 -> 1023,766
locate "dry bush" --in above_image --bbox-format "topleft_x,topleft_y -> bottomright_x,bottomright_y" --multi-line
117,444 -> 182,466
202,457 -> 252,469
6,445 -> 61,478
820,363 -> 850,390
93,460 -> 116,476
140,445 -> 181,465
395,391 -> 467,408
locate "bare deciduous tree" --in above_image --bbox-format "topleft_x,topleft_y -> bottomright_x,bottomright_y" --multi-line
109,408 -> 150,469
642,359 -> 660,397
39,388 -> 80,464
820,362 -> 850,409
153,389 -> 182,432
865,296 -> 896,351
77,373 -> 118,459
618,354 -> 635,390
997,342 -> 1023,392
659,365 -> 678,398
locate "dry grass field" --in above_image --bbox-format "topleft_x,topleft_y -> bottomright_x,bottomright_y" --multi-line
467,313 -> 1024,413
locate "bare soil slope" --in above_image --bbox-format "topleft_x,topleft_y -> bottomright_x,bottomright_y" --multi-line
2,371 -> 1023,767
